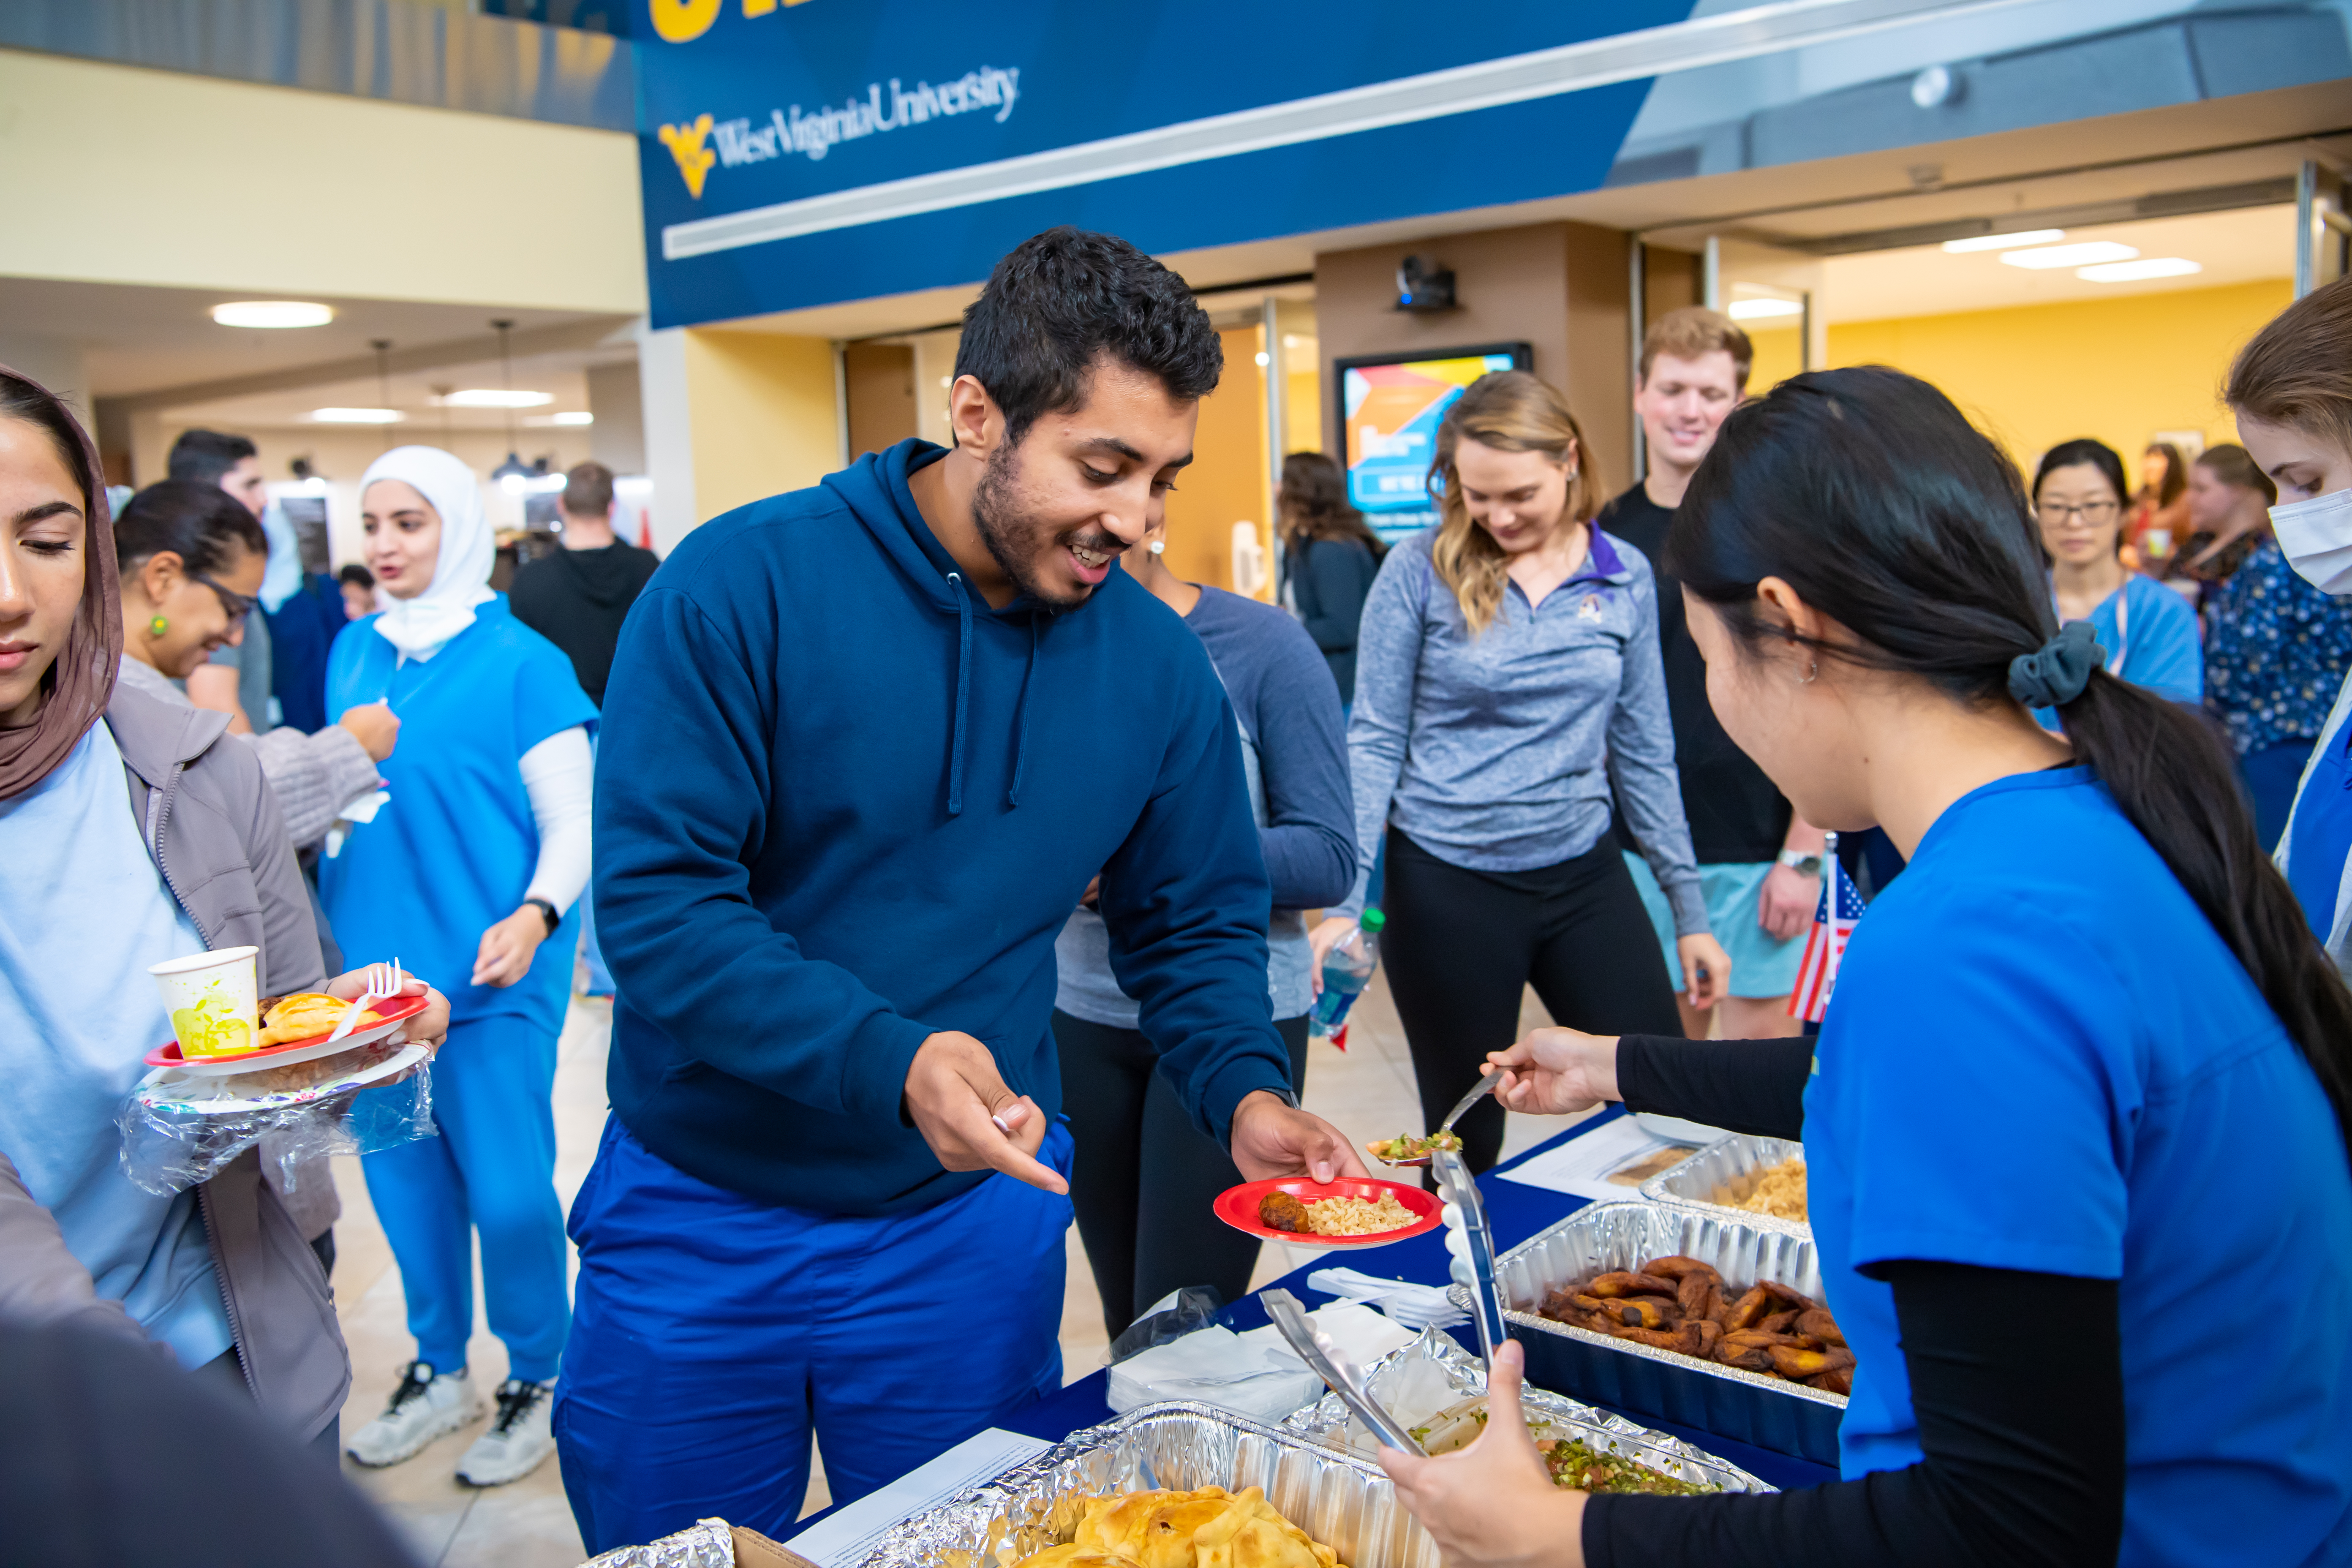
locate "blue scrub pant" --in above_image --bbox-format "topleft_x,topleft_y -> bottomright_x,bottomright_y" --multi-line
360,1013 -> 570,1382
553,1119 -> 1073,1554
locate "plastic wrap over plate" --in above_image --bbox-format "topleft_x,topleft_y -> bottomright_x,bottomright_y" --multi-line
1448,1200 -> 1846,1465
1284,1328 -> 1770,1494
855,1402 -> 1440,1568
1639,1136 -> 1809,1236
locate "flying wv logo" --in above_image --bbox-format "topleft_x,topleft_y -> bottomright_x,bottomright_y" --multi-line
659,114 -> 717,199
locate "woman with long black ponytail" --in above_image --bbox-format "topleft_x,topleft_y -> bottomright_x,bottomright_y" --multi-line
1379,367 -> 2352,1568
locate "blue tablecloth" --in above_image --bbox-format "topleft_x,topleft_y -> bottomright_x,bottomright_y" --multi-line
1000,1106 -> 1840,1493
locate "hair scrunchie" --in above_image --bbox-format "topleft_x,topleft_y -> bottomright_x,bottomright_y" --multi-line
2007,618 -> 2104,708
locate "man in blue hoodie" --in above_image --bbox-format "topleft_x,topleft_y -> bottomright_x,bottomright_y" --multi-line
558,228 -> 1364,1549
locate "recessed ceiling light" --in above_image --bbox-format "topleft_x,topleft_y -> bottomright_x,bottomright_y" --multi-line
1726,297 -> 1804,320
2000,242 -> 2138,270
311,407 -> 402,424
212,301 -> 335,329
1940,228 -> 2066,253
524,411 -> 595,427
2076,257 -> 2203,282
441,389 -> 554,408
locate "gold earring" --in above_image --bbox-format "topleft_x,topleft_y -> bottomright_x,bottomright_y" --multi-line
148,615 -> 169,638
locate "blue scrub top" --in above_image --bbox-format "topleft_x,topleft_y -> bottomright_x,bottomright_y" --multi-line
1805,768 -> 2352,1565
2036,574 -> 2203,730
321,597 -> 596,1035
2287,719 -> 2352,942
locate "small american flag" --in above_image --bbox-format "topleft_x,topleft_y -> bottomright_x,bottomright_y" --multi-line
1788,836 -> 1867,1023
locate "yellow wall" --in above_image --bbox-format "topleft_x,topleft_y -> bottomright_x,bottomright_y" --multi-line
678,329 -> 840,521
1163,324 -> 1272,599
0,48 -> 645,313
1746,324 -> 1803,395
1826,278 -> 2293,473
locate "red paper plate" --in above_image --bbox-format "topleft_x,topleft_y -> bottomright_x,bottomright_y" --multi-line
145,991 -> 430,1069
1212,1176 -> 1442,1247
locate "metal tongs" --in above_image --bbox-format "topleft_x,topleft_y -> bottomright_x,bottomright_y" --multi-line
1372,1068 -> 1504,1168
1432,1148 -> 1510,1372
1260,1288 -> 1424,1455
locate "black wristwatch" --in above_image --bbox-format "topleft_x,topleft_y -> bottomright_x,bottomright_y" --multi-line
523,897 -> 561,935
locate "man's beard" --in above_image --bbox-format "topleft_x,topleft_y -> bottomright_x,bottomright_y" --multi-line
971,444 -> 1113,612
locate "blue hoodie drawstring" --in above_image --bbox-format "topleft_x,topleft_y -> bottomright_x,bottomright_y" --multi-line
945,571 -> 974,816
1008,615 -> 1040,808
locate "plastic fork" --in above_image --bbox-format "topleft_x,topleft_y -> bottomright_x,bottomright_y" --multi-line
325,958 -> 403,1044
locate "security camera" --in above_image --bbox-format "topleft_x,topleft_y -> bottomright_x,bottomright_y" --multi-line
1394,255 -> 1457,313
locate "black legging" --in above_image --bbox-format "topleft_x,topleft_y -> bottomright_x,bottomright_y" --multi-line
1054,1010 -> 1312,1339
1381,827 -> 1682,1173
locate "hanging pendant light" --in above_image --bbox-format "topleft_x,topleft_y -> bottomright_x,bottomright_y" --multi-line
489,319 -> 532,486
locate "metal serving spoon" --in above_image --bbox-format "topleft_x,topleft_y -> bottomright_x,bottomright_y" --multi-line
1370,1068 -> 1505,1168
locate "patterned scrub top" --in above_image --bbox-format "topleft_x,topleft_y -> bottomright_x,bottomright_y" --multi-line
2202,537 -> 2352,756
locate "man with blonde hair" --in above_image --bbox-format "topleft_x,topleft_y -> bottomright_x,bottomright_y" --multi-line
1604,306 -> 1829,1040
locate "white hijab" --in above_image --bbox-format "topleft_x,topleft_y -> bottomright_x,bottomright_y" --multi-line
362,445 -> 496,661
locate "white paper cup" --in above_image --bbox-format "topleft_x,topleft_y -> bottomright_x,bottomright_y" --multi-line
149,946 -> 260,1058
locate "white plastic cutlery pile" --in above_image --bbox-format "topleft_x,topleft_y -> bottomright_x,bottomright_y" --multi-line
325,958 -> 404,1045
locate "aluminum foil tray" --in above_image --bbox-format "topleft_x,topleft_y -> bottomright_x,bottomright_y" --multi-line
1639,1135 -> 1809,1235
856,1402 -> 1438,1568
1283,1327 -> 1770,1494
1448,1199 -> 1845,1465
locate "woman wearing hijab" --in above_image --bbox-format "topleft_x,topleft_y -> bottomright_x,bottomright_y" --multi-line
322,445 -> 596,1488
0,368 -> 449,1454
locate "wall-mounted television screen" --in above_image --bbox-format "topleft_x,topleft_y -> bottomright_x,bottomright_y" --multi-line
1334,342 -> 1531,542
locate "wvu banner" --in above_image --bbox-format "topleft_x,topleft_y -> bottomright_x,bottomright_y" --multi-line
634,0 -> 1693,327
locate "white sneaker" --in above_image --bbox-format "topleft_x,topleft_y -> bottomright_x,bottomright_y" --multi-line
455,1378 -> 556,1486
345,1361 -> 485,1467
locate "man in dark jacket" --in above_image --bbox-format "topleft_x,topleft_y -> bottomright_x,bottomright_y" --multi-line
508,461 -> 659,708
559,228 -> 1361,1551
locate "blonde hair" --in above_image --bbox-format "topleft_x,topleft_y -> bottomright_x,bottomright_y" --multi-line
2227,273 -> 2352,458
1428,370 -> 1600,634
1639,306 -> 1753,390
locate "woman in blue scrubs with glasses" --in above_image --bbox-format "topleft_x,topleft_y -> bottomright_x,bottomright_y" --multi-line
2231,276 -> 2352,978
1380,367 -> 2352,1568
321,446 -> 596,1488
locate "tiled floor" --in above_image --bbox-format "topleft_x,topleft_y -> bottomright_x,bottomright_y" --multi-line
335,975 -> 1565,1566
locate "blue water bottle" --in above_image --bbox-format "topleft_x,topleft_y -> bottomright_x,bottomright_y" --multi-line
1310,907 -> 1385,1039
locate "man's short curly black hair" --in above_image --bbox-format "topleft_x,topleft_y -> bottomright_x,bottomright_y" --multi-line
955,227 -> 1223,447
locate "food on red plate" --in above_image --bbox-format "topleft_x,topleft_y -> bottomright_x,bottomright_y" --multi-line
1538,1254 -> 1855,1391
255,992 -> 377,1046
1257,1191 -> 1314,1233
1252,1188 -> 1417,1238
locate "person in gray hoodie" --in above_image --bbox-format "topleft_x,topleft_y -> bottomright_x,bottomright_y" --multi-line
0,367 -> 451,1454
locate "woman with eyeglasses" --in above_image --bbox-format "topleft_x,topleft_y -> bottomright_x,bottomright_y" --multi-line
2030,439 -> 2201,725
114,480 -> 398,851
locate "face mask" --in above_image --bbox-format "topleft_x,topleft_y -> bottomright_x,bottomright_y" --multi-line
2270,487 -> 2352,596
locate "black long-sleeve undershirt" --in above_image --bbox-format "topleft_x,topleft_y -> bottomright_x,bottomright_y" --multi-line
1584,1038 -> 2128,1565
1615,1034 -> 1813,1140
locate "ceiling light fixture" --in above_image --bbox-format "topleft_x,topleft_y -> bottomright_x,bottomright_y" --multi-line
2076,257 -> 2203,282
444,389 -> 555,408
1726,297 -> 1804,321
312,407 -> 403,424
2000,242 -> 2138,270
525,411 -> 596,427
212,300 -> 335,329
1940,228 -> 2065,253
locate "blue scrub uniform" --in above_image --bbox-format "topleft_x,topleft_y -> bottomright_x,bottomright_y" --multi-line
323,598 -> 596,1380
1807,768 -> 2352,1566
2284,707 -> 2352,946
2035,574 -> 2203,730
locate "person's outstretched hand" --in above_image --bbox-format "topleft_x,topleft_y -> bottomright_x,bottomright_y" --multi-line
1483,1027 -> 1620,1118
1229,1092 -> 1368,1183
904,1031 -> 1067,1195
1379,1339 -> 1585,1568
337,701 -> 400,763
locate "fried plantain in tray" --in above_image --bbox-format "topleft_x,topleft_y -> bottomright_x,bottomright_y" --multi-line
1538,1253 -> 1856,1389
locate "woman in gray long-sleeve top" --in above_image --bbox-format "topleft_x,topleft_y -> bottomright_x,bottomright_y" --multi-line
1310,371 -> 1729,1173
